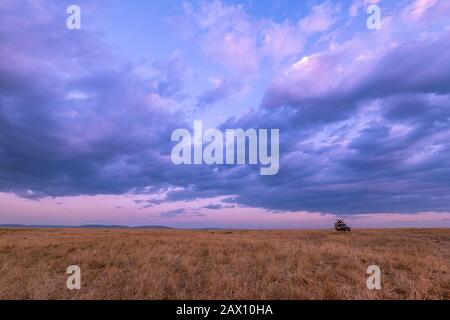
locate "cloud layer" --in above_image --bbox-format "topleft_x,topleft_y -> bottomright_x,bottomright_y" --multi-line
1,0 -> 450,218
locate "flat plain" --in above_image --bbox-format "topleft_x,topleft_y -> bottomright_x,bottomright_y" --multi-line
0,228 -> 448,300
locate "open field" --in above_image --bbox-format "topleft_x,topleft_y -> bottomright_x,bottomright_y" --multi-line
0,228 -> 448,300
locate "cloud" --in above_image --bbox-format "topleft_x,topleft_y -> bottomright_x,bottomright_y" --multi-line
157,4 -> 450,214
160,208 -> 204,217
403,0 -> 439,21
262,21 -> 306,63
196,77 -> 240,109
201,203 -> 235,210
402,0 -> 450,24
0,0 -> 192,198
137,51 -> 189,101
262,29 -> 450,123
184,0 -> 306,75
1,0 -> 450,218
349,0 -> 381,17
184,0 -> 261,75
299,1 -> 341,34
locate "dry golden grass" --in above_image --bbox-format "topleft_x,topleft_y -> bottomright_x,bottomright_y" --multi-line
0,228 -> 448,300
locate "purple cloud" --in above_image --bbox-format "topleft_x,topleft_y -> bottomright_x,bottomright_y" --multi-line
1,0 -> 450,220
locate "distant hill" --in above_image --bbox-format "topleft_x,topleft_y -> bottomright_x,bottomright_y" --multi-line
0,224 -> 173,229
134,225 -> 173,229
78,224 -> 130,229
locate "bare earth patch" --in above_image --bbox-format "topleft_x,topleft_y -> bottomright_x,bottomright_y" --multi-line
0,228 -> 448,300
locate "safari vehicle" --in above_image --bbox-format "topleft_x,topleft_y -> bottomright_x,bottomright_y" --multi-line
335,219 -> 351,232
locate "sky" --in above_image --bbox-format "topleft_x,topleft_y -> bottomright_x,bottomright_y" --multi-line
1,0 -> 450,228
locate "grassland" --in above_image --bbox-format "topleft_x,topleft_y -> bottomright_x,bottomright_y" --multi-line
0,228 -> 448,300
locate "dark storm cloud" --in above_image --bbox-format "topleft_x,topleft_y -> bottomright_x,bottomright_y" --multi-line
158,32 -> 450,214
262,31 -> 450,124
0,0 -> 194,198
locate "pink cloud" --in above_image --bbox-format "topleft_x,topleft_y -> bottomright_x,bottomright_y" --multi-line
184,1 -> 306,75
403,0 -> 450,23
299,1 -> 341,34
262,22 -> 306,63
203,31 -> 260,75
184,0 -> 260,75
403,0 -> 439,21
349,0 -> 381,17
